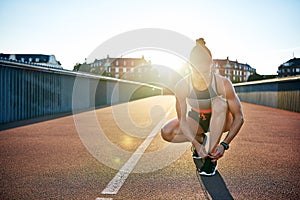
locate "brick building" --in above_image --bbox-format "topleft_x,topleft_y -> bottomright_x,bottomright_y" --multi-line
89,55 -> 151,79
212,57 -> 256,83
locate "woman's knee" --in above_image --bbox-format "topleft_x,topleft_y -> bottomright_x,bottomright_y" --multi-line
161,126 -> 173,142
160,119 -> 179,142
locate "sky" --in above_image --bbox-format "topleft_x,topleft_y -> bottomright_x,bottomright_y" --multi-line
1,0 -> 300,75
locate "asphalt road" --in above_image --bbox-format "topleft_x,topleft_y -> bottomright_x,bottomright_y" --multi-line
0,95 -> 299,200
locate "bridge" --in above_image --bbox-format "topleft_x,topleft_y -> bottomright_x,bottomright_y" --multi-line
0,60 -> 299,199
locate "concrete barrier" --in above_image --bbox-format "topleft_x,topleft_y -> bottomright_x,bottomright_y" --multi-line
0,60 -> 162,124
234,76 -> 300,112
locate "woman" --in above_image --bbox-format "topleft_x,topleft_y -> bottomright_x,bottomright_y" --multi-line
161,38 -> 244,176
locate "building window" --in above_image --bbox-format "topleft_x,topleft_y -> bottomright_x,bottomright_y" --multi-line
116,60 -> 119,66
124,60 -> 127,66
105,61 -> 110,67
115,67 -> 119,73
123,68 -> 127,73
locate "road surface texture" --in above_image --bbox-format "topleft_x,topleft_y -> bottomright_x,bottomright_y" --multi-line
0,95 -> 299,199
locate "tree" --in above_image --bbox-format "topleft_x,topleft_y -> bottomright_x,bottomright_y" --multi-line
247,72 -> 263,81
73,63 -> 81,71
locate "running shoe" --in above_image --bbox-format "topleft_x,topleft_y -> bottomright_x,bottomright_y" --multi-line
192,149 -> 217,176
199,157 -> 217,176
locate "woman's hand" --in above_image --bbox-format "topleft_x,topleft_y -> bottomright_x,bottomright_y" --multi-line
194,143 -> 209,158
209,145 -> 225,162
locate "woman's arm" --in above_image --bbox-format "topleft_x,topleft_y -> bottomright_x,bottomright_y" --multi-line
175,78 -> 208,158
223,78 -> 244,144
210,78 -> 244,161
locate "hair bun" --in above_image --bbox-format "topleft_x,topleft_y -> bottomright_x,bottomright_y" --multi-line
193,37 -> 212,58
196,38 -> 206,46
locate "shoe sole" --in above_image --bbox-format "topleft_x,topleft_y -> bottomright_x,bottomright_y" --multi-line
199,165 -> 217,176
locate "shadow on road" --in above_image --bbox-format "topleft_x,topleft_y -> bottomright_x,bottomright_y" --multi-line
201,171 -> 233,200
0,105 -> 111,131
0,112 -> 73,131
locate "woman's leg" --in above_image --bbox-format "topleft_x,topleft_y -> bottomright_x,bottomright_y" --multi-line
161,117 -> 205,143
161,118 -> 186,143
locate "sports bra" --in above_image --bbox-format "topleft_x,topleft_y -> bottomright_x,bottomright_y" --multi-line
187,74 -> 218,111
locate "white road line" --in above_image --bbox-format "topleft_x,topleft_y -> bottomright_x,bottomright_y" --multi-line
101,107 -> 172,195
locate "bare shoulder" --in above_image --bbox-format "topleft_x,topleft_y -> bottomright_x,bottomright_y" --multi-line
215,74 -> 235,96
175,75 -> 190,99
215,73 -> 231,85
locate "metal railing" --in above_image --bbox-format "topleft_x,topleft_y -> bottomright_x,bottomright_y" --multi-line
0,59 -> 162,124
234,76 -> 300,112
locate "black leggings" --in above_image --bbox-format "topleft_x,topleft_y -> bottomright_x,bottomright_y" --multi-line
188,110 -> 212,133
